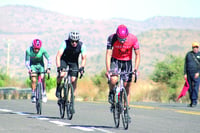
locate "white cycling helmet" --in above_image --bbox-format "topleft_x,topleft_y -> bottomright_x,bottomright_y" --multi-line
69,31 -> 80,41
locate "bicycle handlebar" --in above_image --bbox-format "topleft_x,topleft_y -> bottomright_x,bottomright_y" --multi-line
107,71 -> 137,83
29,71 -> 50,80
58,68 -> 83,79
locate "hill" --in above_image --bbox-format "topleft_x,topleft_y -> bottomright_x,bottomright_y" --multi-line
0,5 -> 200,80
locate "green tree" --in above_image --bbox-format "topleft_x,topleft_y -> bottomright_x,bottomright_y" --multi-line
150,54 -> 184,101
91,70 -> 108,100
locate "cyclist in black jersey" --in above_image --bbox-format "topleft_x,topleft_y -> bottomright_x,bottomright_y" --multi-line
56,31 -> 87,98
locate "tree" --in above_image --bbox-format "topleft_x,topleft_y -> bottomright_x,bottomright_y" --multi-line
150,54 -> 184,101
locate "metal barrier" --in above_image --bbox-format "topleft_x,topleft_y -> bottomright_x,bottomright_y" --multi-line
0,87 -> 32,100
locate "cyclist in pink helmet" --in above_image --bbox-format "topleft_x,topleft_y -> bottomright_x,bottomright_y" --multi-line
106,24 -> 141,121
25,39 -> 51,103
32,39 -> 42,49
116,24 -> 129,39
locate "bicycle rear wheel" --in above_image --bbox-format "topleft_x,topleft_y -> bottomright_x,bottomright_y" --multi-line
113,92 -> 120,128
66,83 -> 74,120
121,89 -> 129,130
58,85 -> 65,118
36,83 -> 42,115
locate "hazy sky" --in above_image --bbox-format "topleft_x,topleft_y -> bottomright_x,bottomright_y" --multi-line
0,0 -> 199,20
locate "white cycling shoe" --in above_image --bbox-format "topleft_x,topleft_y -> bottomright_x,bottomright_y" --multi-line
31,92 -> 36,103
42,95 -> 47,103
42,91 -> 47,103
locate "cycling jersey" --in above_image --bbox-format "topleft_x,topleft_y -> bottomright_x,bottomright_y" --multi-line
59,40 -> 86,77
107,33 -> 139,61
25,46 -> 51,71
59,40 -> 86,63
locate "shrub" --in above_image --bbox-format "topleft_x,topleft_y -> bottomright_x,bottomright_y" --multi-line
150,54 -> 184,101
24,76 -> 56,92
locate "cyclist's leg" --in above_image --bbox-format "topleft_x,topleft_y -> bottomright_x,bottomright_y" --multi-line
108,58 -> 120,104
38,66 -> 47,102
122,59 -> 132,107
68,62 -> 78,97
124,82 -> 131,106
56,60 -> 67,98
30,65 -> 37,102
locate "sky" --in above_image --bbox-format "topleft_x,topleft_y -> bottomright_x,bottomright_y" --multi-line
0,0 -> 200,21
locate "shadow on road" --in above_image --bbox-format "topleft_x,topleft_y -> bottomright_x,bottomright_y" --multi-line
69,124 -> 114,129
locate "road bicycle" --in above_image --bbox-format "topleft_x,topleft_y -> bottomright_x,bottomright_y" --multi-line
57,67 -> 82,120
30,71 -> 50,115
108,70 -> 137,130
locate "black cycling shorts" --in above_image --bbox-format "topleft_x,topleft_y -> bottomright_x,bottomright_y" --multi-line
110,57 -> 132,82
60,60 -> 79,77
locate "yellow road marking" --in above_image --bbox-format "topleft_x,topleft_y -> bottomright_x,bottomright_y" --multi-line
130,105 -> 155,110
175,110 -> 200,115
130,104 -> 200,116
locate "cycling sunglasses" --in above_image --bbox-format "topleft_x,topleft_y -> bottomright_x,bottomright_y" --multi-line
193,46 -> 199,48
70,40 -> 79,43
117,37 -> 127,42
33,48 -> 40,50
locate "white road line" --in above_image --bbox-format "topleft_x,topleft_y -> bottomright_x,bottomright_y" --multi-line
71,126 -> 94,131
49,120 -> 71,126
0,108 -> 12,112
0,108 -> 112,132
14,112 -> 29,115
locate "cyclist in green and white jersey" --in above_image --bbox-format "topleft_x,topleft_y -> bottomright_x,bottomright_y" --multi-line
25,39 -> 51,103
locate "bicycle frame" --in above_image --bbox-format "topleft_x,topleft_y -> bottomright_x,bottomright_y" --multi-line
58,67 -> 81,120
30,71 -> 50,115
109,70 -> 136,130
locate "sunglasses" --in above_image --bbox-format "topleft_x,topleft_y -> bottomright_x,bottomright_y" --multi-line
34,48 -> 40,50
71,40 -> 79,43
193,46 -> 199,48
117,37 -> 127,42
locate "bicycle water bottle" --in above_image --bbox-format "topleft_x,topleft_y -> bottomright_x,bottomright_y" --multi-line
115,87 -> 120,102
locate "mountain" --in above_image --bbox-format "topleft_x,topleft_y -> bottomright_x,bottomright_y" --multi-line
0,5 -> 200,79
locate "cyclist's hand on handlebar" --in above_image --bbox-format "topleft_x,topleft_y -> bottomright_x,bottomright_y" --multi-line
28,69 -> 32,74
133,69 -> 138,83
79,67 -> 85,74
57,67 -> 61,73
46,68 -> 51,73
133,69 -> 137,74
105,71 -> 110,78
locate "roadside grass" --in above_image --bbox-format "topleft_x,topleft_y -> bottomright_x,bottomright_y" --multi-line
0,77 -> 192,103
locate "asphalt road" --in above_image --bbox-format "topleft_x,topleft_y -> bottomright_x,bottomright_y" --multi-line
0,100 -> 200,133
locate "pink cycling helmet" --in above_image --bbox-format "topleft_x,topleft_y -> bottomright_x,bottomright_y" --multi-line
116,24 -> 129,39
32,39 -> 42,49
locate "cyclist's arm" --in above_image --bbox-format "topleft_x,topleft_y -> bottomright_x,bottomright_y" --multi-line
80,44 -> 87,68
133,37 -> 140,71
106,35 -> 113,72
56,41 -> 66,68
25,48 -> 31,70
134,49 -> 140,71
106,49 -> 112,72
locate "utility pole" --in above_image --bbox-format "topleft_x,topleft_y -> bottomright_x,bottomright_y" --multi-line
7,39 -> 10,75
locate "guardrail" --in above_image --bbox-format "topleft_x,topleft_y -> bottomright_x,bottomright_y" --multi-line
0,87 -> 32,100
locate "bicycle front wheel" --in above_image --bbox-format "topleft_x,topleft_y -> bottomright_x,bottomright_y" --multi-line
36,83 -> 42,115
121,89 -> 129,130
66,83 -> 74,120
113,91 -> 120,128
58,84 -> 65,118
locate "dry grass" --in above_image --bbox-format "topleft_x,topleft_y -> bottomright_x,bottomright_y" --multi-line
46,78 -> 192,103
131,80 -> 159,102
